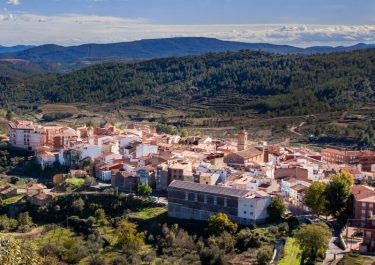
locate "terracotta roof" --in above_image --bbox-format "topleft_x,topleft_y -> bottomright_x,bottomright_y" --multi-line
27,183 -> 47,190
8,120 -> 35,130
353,185 -> 375,202
233,147 -> 263,159
291,183 -> 308,192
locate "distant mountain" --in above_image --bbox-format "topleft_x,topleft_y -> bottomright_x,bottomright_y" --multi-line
0,45 -> 35,54
0,38 -> 374,73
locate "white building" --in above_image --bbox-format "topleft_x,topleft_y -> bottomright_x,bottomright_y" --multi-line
136,144 -> 158,158
9,121 -> 45,151
79,144 -> 102,161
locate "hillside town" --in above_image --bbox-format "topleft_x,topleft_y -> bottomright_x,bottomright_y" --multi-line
3,119 -> 375,259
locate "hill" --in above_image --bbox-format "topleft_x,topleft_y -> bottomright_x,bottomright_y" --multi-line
0,37 -> 374,69
0,45 -> 35,54
2,49 -> 374,118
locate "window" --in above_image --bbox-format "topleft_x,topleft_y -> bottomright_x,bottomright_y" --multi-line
363,202 -> 367,208
207,195 -> 214,205
362,209 -> 366,214
243,211 -> 247,214
216,197 -> 224,206
188,193 -> 196,201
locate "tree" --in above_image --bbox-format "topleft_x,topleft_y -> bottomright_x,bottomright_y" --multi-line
0,215 -> 18,232
72,198 -> 85,214
94,208 -> 108,226
303,182 -> 327,215
267,197 -> 286,221
208,213 -> 238,235
324,173 -> 353,217
82,158 -> 93,172
116,219 -> 144,254
17,212 -> 33,232
137,183 -> 152,197
295,222 -> 331,264
256,245 -> 273,265
5,110 -> 14,121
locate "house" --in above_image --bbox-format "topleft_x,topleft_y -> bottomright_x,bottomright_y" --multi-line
168,180 -> 272,225
352,185 -> 375,227
289,183 -> 310,211
136,167 -> 150,185
28,191 -> 53,206
275,164 -> 311,181
198,172 -> 220,186
111,171 -> 138,192
359,216 -> 375,253
280,178 -> 310,198
8,121 -> 45,151
26,183 -> 51,206
168,161 -> 194,182
37,151 -> 56,169
26,183 -> 47,196
321,148 -> 373,165
224,147 -> 264,167
358,154 -> 375,172
0,185 -> 17,198
136,144 -> 158,159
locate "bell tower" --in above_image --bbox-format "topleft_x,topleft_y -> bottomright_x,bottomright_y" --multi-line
237,127 -> 247,151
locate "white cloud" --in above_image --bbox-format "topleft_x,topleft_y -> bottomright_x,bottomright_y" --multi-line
0,11 -> 374,47
7,0 -> 20,5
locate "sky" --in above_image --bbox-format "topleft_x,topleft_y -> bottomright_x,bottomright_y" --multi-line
0,0 -> 374,46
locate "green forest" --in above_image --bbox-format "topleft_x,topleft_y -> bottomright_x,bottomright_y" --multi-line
1,49 -> 374,117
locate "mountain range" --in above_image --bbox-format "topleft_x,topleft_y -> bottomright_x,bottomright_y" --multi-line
1,37 -> 374,68
0,45 -> 35,54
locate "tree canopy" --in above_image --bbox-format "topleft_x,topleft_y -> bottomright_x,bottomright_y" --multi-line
295,222 -> 331,264
267,197 -> 286,222
324,173 -> 353,217
207,213 -> 238,235
303,181 -> 327,215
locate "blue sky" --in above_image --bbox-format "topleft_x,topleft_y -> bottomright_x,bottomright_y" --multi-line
1,0 -> 374,46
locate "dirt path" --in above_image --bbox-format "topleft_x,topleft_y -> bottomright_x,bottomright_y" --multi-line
1,226 -> 45,239
289,121 -> 306,136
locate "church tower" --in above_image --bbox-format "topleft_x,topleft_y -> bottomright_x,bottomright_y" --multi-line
237,127 -> 248,151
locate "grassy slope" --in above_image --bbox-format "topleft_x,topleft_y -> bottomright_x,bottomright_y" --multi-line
278,238 -> 302,265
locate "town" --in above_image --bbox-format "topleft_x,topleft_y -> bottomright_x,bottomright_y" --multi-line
1,118 -> 375,264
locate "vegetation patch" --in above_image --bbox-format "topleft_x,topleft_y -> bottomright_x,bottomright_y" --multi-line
128,207 -> 167,220
278,238 -> 302,265
337,253 -> 375,265
3,194 -> 25,206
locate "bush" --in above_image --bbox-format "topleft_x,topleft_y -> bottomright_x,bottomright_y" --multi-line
199,246 -> 227,265
256,245 -> 273,265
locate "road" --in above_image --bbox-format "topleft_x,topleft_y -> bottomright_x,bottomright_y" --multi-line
323,223 -> 345,265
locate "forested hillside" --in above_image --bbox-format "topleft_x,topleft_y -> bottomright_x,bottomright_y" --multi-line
1,49 -> 375,116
